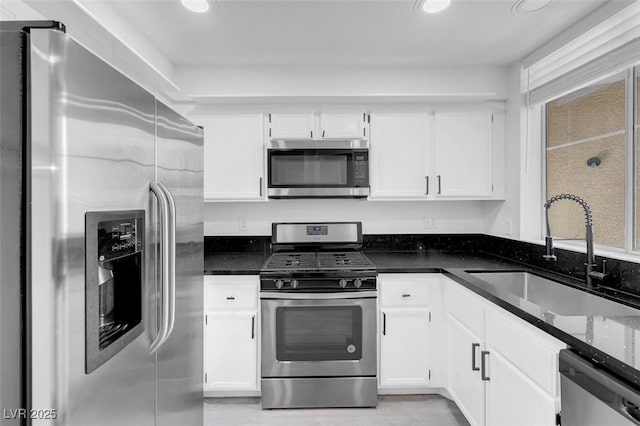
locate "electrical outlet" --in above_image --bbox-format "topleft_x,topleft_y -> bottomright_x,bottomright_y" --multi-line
239,219 -> 248,231
423,217 -> 437,229
505,219 -> 512,236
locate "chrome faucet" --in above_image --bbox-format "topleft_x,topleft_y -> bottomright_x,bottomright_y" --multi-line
543,194 -> 607,288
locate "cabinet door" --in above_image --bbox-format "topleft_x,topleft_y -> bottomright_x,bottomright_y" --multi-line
485,346 -> 558,426
434,112 -> 493,197
270,113 -> 315,139
204,311 -> 258,391
320,113 -> 366,139
380,308 -> 430,388
447,313 -> 485,426
200,114 -> 264,200
370,113 -> 430,199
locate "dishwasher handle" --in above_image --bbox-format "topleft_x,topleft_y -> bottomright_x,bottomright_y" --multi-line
560,349 -> 640,425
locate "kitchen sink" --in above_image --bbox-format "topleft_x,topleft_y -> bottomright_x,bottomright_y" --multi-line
467,271 -> 640,317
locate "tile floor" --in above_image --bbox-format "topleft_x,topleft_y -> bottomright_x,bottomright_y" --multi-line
204,395 -> 470,426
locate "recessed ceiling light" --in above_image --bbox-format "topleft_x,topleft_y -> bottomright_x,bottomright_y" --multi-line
415,0 -> 451,14
512,0 -> 552,15
181,0 -> 210,13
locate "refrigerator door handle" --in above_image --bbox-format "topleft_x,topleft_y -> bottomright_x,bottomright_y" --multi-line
157,181 -> 177,342
149,181 -> 171,354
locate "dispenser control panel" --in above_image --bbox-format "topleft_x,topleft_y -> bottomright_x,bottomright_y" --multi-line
97,218 -> 143,260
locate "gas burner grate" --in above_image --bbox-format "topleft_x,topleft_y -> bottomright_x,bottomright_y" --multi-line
318,252 -> 374,269
262,252 -> 318,270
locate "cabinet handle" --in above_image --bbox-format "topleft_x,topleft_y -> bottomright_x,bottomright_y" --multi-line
322,130 -> 326,138
425,176 -> 429,195
481,350 -> 490,381
402,293 -> 411,298
259,177 -> 263,197
310,130 -> 313,138
383,313 -> 386,336
471,343 -> 480,371
226,296 -> 235,300
251,315 -> 255,339
437,175 -> 442,194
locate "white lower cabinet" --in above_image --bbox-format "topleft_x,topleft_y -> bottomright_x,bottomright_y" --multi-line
204,275 -> 260,395
485,346 -> 558,426
447,313 -> 485,426
380,308 -> 430,388
378,274 -> 442,392
444,276 -> 565,426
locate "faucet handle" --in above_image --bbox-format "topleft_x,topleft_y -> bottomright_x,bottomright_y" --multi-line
588,259 -> 610,285
543,236 -> 557,261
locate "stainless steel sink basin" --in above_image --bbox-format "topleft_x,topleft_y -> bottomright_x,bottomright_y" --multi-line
467,271 -> 639,317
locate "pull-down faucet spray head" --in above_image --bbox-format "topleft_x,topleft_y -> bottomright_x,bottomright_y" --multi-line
544,194 -> 599,287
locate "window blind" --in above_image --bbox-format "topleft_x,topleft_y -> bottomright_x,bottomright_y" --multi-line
526,2 -> 640,105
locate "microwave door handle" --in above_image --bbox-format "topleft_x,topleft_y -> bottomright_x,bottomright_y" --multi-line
157,181 -> 177,343
149,181 -> 171,354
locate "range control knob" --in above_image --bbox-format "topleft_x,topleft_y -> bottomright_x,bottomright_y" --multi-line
275,279 -> 284,289
290,279 -> 298,289
339,279 -> 348,288
354,279 -> 363,289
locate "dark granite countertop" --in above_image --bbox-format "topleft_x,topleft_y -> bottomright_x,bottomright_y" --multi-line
364,250 -> 521,272
203,249 -> 520,275
204,249 -> 640,389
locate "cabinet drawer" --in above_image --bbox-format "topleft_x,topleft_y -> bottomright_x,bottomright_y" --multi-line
445,278 -> 484,339
486,307 -> 565,396
205,276 -> 258,310
380,274 -> 433,307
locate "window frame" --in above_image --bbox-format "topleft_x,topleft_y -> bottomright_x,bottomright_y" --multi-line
541,66 -> 639,257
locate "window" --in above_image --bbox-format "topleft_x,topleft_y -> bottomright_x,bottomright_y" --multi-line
545,67 -> 638,252
636,68 -> 640,250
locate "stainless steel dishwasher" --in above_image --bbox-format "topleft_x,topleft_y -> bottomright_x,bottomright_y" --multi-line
560,349 -> 640,425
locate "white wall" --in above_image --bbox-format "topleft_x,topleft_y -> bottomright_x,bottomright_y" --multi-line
0,0 -> 43,20
205,199 -> 487,236
176,65 -> 509,100
483,62 -> 524,239
4,0 -> 180,104
189,64 -> 509,236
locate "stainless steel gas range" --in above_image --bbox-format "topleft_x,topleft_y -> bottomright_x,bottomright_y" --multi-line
260,222 -> 378,409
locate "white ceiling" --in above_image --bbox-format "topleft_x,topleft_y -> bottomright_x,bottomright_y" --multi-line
104,0 -> 614,68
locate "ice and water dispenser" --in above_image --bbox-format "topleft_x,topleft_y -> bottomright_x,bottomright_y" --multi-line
85,210 -> 145,373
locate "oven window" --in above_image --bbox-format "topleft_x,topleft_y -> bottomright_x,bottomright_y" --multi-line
270,153 -> 349,186
275,306 -> 362,361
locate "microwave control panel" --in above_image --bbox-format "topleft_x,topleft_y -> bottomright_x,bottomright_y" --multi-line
353,150 -> 369,187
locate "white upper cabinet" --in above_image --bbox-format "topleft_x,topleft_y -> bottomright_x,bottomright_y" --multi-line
320,113 -> 367,139
369,113 -> 430,199
198,114 -> 265,201
433,112 -> 494,198
269,113 -> 315,139
369,110 -> 504,201
269,112 -> 367,140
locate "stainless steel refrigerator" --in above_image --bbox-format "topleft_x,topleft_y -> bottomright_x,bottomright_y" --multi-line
0,21 -> 204,426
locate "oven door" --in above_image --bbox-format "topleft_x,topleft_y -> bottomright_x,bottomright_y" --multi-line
261,293 -> 377,378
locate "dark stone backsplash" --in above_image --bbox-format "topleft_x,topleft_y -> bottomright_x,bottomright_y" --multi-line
205,236 -> 271,254
362,234 -> 483,252
205,233 -> 640,297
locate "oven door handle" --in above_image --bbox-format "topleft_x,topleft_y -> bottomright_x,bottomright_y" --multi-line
260,291 -> 378,300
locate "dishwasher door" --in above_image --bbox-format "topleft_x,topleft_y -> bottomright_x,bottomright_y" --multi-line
560,349 -> 640,426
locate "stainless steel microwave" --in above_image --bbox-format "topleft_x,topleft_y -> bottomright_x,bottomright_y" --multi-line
267,139 -> 370,198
